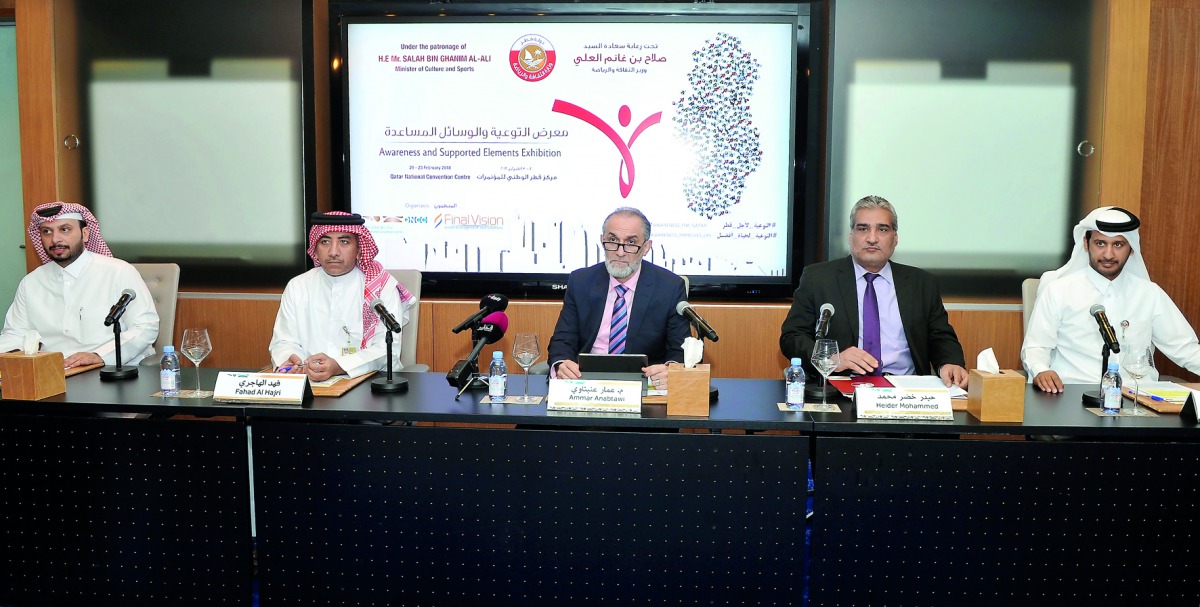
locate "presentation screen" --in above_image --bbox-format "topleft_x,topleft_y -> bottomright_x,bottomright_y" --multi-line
339,8 -> 813,297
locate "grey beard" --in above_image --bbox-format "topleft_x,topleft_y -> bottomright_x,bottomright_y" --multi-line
605,259 -> 639,279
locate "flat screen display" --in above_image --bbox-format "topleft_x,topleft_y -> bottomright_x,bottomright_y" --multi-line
337,6 -> 815,297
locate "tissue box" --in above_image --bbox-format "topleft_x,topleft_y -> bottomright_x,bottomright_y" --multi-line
667,363 -> 710,417
0,352 -> 67,400
966,369 -> 1025,422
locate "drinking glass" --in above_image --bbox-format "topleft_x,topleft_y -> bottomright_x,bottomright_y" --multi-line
181,328 -> 214,398
1122,347 -> 1154,416
511,332 -> 541,404
811,339 -> 841,406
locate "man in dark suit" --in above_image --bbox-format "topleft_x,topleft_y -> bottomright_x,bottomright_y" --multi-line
780,195 -> 968,387
548,207 -> 691,389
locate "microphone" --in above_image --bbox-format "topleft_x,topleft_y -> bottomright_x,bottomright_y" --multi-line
451,293 -> 510,334
369,299 -> 403,333
103,289 -> 136,326
676,301 -> 719,342
447,311 -> 509,388
464,311 -> 510,365
815,303 -> 835,338
1089,304 -> 1121,354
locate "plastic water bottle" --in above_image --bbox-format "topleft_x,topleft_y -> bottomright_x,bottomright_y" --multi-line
489,351 -> 507,402
160,345 -> 181,396
784,357 -> 806,407
1101,361 -> 1122,414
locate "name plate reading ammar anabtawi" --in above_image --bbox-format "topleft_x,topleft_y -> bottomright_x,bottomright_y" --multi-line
547,379 -> 642,413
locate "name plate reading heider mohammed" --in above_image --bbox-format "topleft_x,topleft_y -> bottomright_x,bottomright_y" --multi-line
855,386 -> 953,421
214,372 -> 308,404
547,379 -> 642,413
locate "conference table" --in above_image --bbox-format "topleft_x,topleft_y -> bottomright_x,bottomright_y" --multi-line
3,369 -> 1199,606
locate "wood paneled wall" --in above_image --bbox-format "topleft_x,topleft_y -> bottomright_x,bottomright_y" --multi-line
1141,0 -> 1200,382
177,295 -> 1024,380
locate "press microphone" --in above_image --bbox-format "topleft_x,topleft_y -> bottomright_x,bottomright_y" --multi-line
464,311 -> 509,364
676,301 -> 719,342
369,298 -> 403,333
103,289 -> 136,326
1089,304 -> 1121,354
815,303 -> 835,338
451,293 -> 510,334
448,311 -> 510,388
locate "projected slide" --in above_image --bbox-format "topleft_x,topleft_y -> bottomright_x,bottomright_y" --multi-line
346,20 -> 796,277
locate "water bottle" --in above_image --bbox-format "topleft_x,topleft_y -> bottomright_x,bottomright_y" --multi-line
1101,362 -> 1122,414
160,345 -> 181,396
489,351 -> 507,402
784,357 -> 806,406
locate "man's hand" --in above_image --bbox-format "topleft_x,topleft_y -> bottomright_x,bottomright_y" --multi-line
643,364 -> 670,390
554,360 -> 582,380
277,354 -> 305,373
304,353 -> 345,383
1033,370 -> 1064,393
835,346 -> 879,375
63,352 -> 103,369
939,363 -> 969,389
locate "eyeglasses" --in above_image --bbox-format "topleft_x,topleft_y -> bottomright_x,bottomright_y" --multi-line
601,241 -> 642,253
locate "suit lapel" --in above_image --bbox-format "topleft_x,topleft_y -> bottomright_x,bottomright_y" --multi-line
627,264 -> 655,348
891,263 -> 916,339
583,266 -> 611,348
836,257 -> 860,343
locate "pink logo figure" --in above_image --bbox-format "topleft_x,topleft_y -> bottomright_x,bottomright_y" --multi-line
551,100 -> 661,197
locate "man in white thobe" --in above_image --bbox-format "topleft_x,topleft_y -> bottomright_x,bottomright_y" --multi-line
270,212 -> 416,382
1021,206 -> 1200,392
0,202 -> 159,368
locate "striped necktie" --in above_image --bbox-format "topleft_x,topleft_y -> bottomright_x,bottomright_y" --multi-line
608,284 -> 629,354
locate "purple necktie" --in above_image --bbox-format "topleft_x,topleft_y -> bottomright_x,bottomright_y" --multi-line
608,285 -> 629,354
862,272 -> 882,375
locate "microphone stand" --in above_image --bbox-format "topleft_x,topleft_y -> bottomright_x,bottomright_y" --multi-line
694,332 -> 719,403
371,328 -> 408,393
1081,343 -> 1110,406
99,319 -> 138,381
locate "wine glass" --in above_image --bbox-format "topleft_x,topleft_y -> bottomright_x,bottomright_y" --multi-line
181,328 -> 213,398
511,332 -> 541,404
1122,346 -> 1154,416
811,339 -> 841,406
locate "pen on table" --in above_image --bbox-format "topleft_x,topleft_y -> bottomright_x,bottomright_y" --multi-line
276,362 -> 306,373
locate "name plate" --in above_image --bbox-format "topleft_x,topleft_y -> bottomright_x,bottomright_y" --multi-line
547,379 -> 642,413
214,372 -> 310,405
855,386 -> 953,421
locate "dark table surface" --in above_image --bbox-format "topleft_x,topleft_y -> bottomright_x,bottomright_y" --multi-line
5,367 -> 1198,438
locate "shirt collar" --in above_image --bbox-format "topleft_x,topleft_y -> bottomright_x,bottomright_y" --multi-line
850,257 -> 893,283
1085,265 -> 1127,295
60,249 -> 94,280
319,264 -> 363,286
610,263 -> 643,293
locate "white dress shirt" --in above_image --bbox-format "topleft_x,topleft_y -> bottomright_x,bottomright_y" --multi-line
1022,267 -> 1200,384
0,250 -> 159,365
269,267 -> 410,378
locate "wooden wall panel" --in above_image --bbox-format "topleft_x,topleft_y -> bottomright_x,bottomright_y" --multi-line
1140,0 -> 1200,382
173,296 -> 1022,380
14,0 -> 56,271
1097,0 -> 1151,210
174,297 -> 281,370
